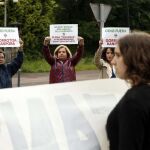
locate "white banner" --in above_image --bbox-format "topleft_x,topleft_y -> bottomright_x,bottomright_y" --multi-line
0,79 -> 129,150
50,24 -> 78,45
0,27 -> 20,47
102,27 -> 130,47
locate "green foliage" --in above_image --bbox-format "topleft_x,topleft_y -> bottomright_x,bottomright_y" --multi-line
22,59 -> 50,73
78,21 -> 99,56
0,0 -> 150,64
0,5 -> 4,26
22,57 -> 96,72
76,57 -> 97,71
6,0 -> 58,59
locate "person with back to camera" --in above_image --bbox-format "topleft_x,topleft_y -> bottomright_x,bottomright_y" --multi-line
43,36 -> 84,83
94,40 -> 116,78
0,38 -> 24,88
106,31 -> 150,150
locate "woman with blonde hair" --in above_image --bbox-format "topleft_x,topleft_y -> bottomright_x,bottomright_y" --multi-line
43,36 -> 84,83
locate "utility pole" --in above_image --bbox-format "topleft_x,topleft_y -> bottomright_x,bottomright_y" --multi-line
90,3 -> 112,39
0,0 -> 6,26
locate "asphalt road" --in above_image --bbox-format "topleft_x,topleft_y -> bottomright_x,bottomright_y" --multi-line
12,70 -> 99,87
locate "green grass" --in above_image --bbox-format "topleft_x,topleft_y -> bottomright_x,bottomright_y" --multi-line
76,57 -> 97,71
22,57 -> 97,73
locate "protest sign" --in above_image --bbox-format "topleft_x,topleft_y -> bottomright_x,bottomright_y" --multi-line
50,24 -> 78,44
102,27 -> 130,47
0,27 -> 20,47
0,79 -> 129,150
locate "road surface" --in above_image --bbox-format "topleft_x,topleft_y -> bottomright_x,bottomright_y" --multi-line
12,70 -> 99,87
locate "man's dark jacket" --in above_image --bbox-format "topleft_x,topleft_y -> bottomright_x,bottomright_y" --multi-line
0,51 -> 23,88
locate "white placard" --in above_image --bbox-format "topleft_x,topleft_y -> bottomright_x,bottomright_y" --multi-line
102,27 -> 130,47
0,27 -> 20,47
50,24 -> 78,45
0,79 -> 129,150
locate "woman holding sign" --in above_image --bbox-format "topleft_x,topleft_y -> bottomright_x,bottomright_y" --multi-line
43,36 -> 84,83
106,32 -> 150,150
94,40 -> 116,78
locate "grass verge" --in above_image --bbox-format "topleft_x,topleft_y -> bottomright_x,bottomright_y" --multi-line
22,57 -> 97,73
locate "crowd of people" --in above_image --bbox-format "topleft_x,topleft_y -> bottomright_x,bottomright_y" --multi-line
0,31 -> 150,150
0,34 -> 116,88
1,31 -> 150,86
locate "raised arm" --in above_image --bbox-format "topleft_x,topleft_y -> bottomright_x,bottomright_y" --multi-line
94,40 -> 103,70
7,38 -> 24,76
43,36 -> 55,65
71,36 -> 84,66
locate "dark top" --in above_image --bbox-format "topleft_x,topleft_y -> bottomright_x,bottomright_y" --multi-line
111,68 -> 116,78
0,51 -> 23,88
106,84 -> 150,150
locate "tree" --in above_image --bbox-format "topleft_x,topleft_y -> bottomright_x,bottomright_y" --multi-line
6,0 -> 58,59
0,0 -> 149,59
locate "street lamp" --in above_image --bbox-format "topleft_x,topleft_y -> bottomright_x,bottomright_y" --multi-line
0,1 -> 4,5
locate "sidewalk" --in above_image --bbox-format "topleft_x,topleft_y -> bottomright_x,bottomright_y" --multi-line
12,70 -> 99,87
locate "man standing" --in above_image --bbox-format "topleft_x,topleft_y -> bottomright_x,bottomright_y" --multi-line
0,38 -> 24,88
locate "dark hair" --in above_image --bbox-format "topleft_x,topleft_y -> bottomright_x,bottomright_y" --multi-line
0,48 -> 5,58
118,32 -> 150,86
101,47 -> 114,63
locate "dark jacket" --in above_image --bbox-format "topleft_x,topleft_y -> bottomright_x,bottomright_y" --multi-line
0,51 -> 23,88
43,45 -> 84,83
106,84 -> 150,150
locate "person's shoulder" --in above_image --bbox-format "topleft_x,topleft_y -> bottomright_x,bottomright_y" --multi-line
100,59 -> 109,67
127,84 -> 150,97
122,84 -> 150,109
0,64 -> 6,68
